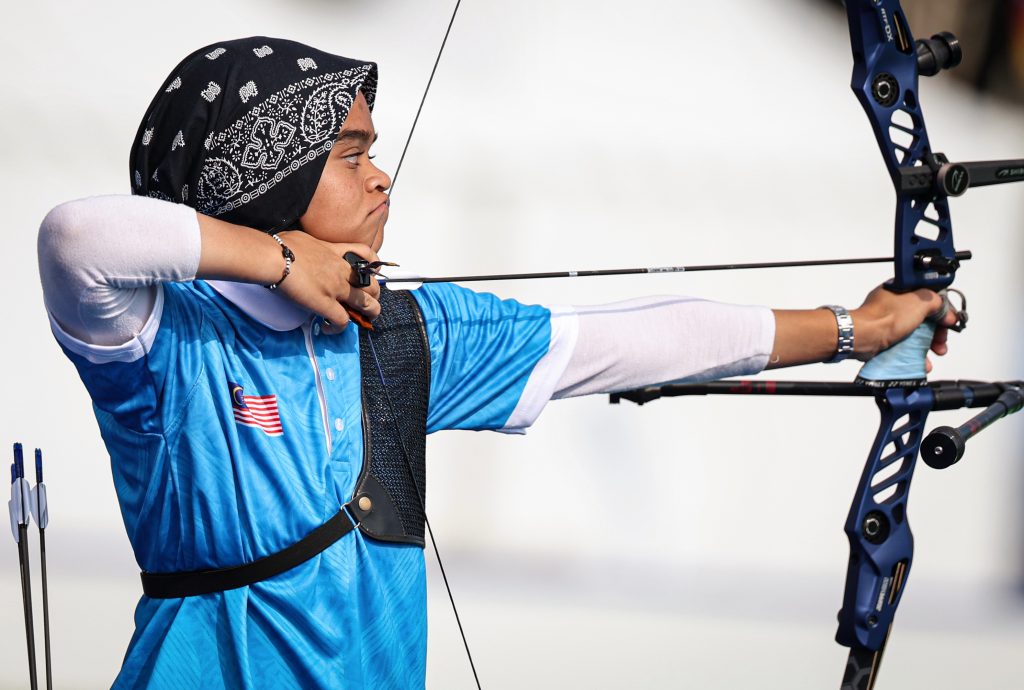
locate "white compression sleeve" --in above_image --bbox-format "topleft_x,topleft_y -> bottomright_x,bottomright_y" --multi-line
552,296 -> 775,398
37,195 -> 201,346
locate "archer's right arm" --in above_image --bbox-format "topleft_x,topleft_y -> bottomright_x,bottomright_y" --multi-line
38,195 -> 377,345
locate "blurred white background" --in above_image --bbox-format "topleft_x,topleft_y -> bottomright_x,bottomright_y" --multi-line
2,0 -> 1024,688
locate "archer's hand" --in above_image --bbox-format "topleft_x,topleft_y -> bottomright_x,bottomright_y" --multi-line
852,285 -> 960,370
276,231 -> 381,334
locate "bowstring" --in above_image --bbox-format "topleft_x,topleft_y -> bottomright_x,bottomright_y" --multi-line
366,334 -> 481,690
390,0 -> 463,197
371,1 -> 481,687
370,0 -> 463,243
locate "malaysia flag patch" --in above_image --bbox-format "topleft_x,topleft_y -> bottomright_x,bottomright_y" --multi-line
229,381 -> 283,437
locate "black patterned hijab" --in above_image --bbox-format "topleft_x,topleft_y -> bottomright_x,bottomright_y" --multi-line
130,37 -> 377,233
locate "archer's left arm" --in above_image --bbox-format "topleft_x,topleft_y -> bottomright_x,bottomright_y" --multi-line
551,284 -> 957,399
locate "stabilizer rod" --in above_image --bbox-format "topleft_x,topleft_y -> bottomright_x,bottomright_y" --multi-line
915,32 -> 962,77
899,157 -> 1024,197
954,159 -> 1024,189
609,379 -> 1021,407
921,384 -> 1024,469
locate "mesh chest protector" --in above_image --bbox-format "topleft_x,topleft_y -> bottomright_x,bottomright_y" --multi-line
350,287 -> 430,546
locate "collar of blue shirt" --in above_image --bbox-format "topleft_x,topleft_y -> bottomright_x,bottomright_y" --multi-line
206,280 -> 310,331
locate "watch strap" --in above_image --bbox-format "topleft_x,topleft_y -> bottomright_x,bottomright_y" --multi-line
820,304 -> 855,363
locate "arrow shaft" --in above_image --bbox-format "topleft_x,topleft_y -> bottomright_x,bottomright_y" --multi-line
39,528 -> 51,690
17,525 -> 38,690
385,252 -> 972,285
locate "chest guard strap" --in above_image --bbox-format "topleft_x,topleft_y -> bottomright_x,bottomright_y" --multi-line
349,287 -> 431,547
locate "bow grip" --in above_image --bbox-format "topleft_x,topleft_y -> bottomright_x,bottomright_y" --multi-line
856,292 -> 949,384
856,321 -> 935,383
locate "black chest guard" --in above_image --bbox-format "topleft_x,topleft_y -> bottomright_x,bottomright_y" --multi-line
348,287 -> 431,547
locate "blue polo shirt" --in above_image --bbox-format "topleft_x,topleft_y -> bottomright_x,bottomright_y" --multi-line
52,280 -> 558,689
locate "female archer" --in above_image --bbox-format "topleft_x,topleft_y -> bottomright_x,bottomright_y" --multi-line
37,36 -> 954,689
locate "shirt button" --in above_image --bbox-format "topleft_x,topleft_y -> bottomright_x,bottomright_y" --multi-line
313,323 -> 321,336
325,368 -> 336,381
334,418 -> 344,432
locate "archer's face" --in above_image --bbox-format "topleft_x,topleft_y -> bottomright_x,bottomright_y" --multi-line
299,92 -> 390,251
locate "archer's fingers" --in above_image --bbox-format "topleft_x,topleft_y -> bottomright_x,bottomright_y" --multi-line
930,325 -> 950,357
911,288 -> 945,313
318,300 -> 351,335
341,287 -> 381,321
939,305 -> 960,328
363,277 -> 381,300
923,288 -> 961,327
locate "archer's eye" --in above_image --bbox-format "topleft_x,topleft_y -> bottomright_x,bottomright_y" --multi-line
343,154 -> 360,164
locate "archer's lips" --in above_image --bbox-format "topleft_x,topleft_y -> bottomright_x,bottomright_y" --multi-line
370,198 -> 390,216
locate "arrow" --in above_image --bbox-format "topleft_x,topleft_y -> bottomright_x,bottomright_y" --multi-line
374,251 -> 973,286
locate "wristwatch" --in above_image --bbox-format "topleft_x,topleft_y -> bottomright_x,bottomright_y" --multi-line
819,305 -> 855,363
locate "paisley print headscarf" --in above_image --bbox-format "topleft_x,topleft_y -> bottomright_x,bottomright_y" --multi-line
130,36 -> 377,232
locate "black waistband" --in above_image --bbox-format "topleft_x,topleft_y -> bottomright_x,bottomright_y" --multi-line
140,505 -> 357,599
